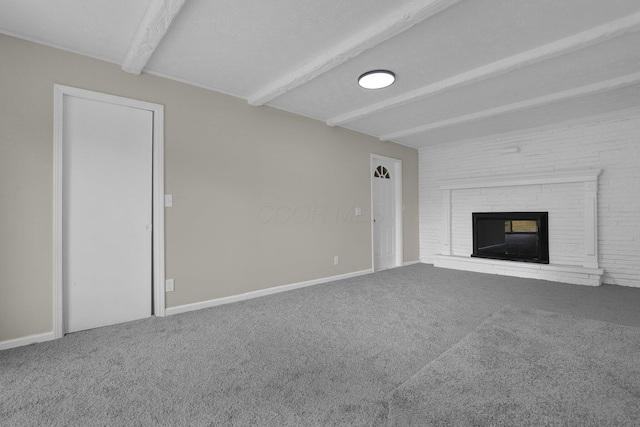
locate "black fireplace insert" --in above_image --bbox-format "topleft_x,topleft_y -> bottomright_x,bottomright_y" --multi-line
472,212 -> 549,264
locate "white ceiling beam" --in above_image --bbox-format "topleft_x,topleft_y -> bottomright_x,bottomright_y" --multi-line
122,0 -> 188,75
328,12 -> 640,127
379,72 -> 640,141
247,0 -> 461,106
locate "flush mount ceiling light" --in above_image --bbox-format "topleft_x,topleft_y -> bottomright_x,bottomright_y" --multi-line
358,70 -> 395,89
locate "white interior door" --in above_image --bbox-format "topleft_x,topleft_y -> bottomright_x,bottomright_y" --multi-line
372,159 -> 397,271
62,95 -> 153,333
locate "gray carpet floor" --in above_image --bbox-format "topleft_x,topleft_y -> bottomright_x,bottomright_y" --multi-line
2,264 -> 640,426
389,305 -> 640,426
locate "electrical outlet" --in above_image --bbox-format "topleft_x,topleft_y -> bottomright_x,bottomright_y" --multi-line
165,279 -> 175,292
334,256 -> 339,265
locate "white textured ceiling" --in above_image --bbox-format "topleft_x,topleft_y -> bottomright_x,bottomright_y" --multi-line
1,0 -> 639,147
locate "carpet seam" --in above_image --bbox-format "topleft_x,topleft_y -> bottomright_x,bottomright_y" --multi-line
383,304 -> 515,402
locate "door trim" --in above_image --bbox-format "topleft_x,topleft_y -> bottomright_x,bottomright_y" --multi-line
53,84 -> 166,339
370,154 -> 403,271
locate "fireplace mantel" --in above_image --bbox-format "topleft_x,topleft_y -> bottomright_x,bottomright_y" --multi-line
435,169 -> 604,286
439,169 -> 602,190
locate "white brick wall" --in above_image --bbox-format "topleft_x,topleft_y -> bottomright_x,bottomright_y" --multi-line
419,109 -> 640,287
450,183 -> 584,266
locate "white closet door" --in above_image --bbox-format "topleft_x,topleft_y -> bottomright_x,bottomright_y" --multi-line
63,95 -> 152,333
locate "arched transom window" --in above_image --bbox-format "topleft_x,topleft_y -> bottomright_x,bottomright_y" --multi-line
374,165 -> 390,179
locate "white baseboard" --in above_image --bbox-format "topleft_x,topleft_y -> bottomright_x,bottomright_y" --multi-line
1,268 -> 386,347
403,260 -> 420,266
165,269 -> 374,316
0,331 -> 55,351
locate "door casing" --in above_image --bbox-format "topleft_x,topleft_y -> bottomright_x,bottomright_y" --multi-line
53,84 -> 166,338
370,154 -> 403,271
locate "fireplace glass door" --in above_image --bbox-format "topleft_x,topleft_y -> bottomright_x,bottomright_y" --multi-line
472,212 -> 549,263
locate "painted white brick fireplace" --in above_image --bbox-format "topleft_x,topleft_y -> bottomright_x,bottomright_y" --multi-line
434,169 -> 603,286
419,108 -> 640,288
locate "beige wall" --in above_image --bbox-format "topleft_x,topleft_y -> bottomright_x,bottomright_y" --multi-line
0,35 -> 419,342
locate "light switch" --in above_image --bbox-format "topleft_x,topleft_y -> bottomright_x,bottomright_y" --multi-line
355,207 -> 362,216
165,279 -> 175,292
164,194 -> 173,207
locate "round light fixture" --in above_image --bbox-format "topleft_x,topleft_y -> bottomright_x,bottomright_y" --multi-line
358,70 -> 395,89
